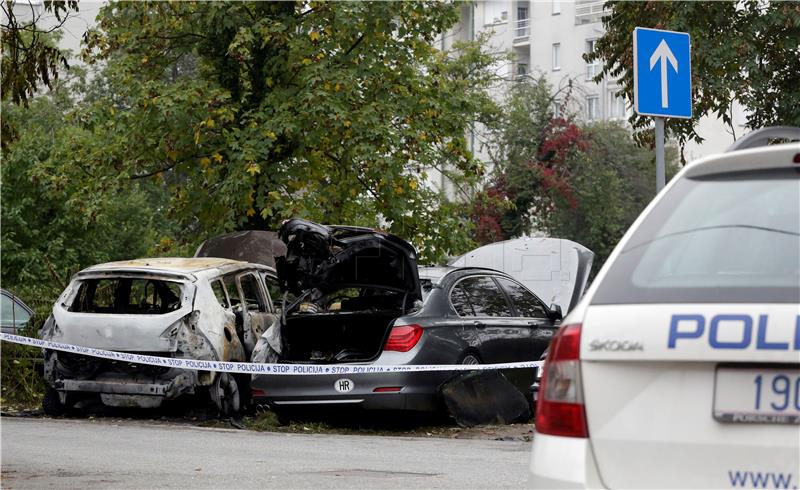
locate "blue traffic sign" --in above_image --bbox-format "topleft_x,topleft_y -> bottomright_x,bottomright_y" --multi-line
633,27 -> 692,119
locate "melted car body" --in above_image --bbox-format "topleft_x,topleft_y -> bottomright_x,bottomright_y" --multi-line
41,258 -> 279,415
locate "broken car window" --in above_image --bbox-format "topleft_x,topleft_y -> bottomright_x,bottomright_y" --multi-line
224,275 -> 241,308
238,273 -> 266,312
211,280 -> 229,309
70,278 -> 182,314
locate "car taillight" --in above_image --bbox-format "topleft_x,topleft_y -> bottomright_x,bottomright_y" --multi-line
535,323 -> 588,438
384,324 -> 423,352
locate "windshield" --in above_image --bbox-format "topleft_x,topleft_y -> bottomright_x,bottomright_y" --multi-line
593,168 -> 800,304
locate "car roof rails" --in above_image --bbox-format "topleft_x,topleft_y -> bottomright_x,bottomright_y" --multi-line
726,126 -> 800,152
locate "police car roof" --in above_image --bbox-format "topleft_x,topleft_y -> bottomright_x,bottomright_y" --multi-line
684,141 -> 800,179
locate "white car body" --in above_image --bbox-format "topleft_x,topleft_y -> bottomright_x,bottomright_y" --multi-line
530,138 -> 800,488
42,258 -> 279,413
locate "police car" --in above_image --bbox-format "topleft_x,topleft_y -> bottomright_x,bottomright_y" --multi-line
530,127 -> 800,488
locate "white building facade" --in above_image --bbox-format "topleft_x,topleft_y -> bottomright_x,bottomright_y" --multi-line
435,0 -> 746,184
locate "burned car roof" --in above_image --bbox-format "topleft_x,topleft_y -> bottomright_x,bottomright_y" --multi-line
78,257 -> 269,279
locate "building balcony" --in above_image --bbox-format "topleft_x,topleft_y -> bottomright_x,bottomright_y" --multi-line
575,0 -> 606,25
513,18 -> 530,45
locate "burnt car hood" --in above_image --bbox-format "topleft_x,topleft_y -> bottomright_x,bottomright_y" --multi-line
448,237 -> 594,314
194,230 -> 286,268
276,219 -> 422,303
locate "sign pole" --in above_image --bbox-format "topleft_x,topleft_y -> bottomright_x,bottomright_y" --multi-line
655,117 -> 665,192
633,27 -> 691,193
653,117 -> 667,193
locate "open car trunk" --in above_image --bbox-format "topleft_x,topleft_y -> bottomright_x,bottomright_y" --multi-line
265,219 -> 421,364
281,312 -> 398,363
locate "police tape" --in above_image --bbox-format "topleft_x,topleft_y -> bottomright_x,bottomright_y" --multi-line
0,333 -> 543,376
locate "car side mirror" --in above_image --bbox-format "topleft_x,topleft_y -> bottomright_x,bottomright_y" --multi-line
548,304 -> 563,321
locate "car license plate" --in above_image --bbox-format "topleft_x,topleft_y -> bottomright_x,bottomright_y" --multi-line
714,367 -> 800,424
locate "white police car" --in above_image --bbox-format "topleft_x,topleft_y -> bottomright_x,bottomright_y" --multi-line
531,127 -> 800,488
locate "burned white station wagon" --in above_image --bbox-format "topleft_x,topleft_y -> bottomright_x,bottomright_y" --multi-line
40,257 -> 280,415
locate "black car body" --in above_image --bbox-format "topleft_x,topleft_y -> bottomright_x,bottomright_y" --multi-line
251,220 -> 592,412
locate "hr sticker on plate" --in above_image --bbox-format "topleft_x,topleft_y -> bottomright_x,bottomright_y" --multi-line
334,378 -> 354,393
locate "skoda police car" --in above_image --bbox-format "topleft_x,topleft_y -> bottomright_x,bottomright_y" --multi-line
531,127 -> 800,488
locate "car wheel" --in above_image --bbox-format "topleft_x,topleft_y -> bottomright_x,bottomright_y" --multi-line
459,352 -> 481,365
210,373 -> 241,416
234,373 -> 252,414
42,387 -> 66,416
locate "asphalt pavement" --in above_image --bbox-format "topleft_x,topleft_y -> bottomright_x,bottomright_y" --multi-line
1,417 -> 532,488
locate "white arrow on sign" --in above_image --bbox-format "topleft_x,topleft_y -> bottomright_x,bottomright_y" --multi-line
649,39 -> 679,108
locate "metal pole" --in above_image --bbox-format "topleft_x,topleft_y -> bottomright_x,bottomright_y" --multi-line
655,117 -> 665,193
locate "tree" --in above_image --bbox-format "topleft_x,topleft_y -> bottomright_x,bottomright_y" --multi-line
36,1 -> 500,263
473,76 -> 677,267
546,121 -> 676,263
1,0 -> 78,105
1,77 -> 177,302
475,75 -> 586,242
586,1 -> 800,148
1,0 -> 79,150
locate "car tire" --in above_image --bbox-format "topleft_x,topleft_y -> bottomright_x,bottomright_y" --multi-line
210,373 -> 241,416
234,373 -> 252,414
42,387 -> 66,417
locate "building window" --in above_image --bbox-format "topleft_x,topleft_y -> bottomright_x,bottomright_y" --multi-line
553,99 -> 562,119
585,39 -> 600,80
552,1 -> 561,15
609,90 -> 627,119
516,63 -> 528,80
518,5 -> 529,21
515,3 -> 530,39
552,43 -> 561,71
586,95 -> 599,121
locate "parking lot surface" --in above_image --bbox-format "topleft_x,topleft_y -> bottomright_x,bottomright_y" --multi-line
1,417 -> 531,488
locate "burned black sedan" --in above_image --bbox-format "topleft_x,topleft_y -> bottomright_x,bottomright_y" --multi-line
251,219 -> 592,413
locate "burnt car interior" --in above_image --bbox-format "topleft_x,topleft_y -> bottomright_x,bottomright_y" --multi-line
272,219 -> 422,364
69,278 -> 182,314
282,286 -> 403,363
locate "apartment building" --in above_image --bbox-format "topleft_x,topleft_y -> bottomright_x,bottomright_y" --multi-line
436,0 -> 746,181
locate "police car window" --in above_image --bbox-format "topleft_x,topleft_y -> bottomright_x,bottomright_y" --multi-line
461,276 -> 513,317
496,278 -> 548,318
593,168 -> 800,304
450,283 -> 475,317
